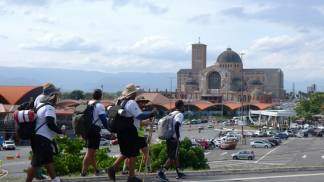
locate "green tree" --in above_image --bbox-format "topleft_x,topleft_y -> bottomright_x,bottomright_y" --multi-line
69,90 -> 85,100
295,93 -> 324,121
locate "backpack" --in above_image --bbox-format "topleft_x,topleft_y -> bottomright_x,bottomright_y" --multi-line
14,103 -> 49,140
157,111 -> 180,140
72,102 -> 98,138
107,100 -> 133,133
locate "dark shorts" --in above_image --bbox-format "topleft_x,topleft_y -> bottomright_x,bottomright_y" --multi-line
117,126 -> 139,158
137,136 -> 148,149
31,135 -> 54,167
86,125 -> 101,150
166,138 -> 179,160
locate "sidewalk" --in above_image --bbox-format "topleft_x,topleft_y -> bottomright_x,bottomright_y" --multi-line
40,165 -> 324,182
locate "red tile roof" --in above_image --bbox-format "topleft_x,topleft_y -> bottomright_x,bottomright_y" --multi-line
138,93 -> 170,105
0,86 -> 42,105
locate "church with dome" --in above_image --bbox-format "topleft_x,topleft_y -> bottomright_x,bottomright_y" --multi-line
177,42 -> 284,103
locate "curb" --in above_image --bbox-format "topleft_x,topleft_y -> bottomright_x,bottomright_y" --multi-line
0,169 -> 8,179
43,166 -> 324,182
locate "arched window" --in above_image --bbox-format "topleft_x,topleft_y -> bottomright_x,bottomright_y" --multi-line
208,71 -> 221,89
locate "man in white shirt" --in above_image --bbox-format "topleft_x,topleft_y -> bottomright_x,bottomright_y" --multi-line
26,91 -> 62,182
108,84 -> 155,182
82,89 -> 108,176
158,100 -> 186,181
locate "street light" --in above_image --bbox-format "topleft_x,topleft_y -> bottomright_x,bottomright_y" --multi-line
240,52 -> 245,144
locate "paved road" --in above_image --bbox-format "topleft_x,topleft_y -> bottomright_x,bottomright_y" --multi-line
182,171 -> 324,182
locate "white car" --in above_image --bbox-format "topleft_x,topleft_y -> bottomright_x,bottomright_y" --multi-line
3,140 -> 15,150
99,138 -> 110,146
250,140 -> 271,148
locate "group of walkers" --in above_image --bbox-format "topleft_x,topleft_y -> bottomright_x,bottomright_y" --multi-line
24,83 -> 186,182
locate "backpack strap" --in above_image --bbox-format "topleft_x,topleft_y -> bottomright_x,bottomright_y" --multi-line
89,101 -> 100,125
34,102 -> 52,133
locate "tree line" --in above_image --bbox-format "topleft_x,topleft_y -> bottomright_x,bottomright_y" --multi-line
61,90 -> 122,100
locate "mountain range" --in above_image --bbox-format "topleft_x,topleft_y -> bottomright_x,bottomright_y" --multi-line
0,67 -> 321,92
0,67 -> 176,92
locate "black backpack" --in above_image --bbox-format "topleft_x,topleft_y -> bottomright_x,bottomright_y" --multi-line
72,102 -> 98,138
107,100 -> 133,133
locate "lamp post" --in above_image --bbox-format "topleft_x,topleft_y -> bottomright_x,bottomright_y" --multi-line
240,52 -> 245,144
169,77 -> 175,112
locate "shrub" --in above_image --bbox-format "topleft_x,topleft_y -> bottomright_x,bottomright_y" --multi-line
52,136 -> 208,176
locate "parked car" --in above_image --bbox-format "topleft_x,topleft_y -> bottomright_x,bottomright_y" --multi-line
250,140 -> 272,148
261,139 -> 276,147
99,138 -> 110,146
207,124 -> 214,129
220,139 -> 238,150
266,138 -> 280,146
201,120 -> 208,124
275,133 -> 289,140
3,140 -> 16,150
232,150 -> 255,160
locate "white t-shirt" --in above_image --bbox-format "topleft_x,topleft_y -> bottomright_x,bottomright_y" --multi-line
171,111 -> 184,139
88,100 -> 106,127
123,100 -> 142,129
35,104 -> 57,141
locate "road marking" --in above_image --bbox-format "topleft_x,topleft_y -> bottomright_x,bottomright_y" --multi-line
185,172 -> 324,182
204,152 -> 210,155
302,155 -> 307,159
220,152 -> 228,156
255,146 -> 280,163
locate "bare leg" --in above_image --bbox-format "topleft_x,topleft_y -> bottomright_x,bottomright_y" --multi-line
164,159 -> 173,169
91,150 -> 97,173
141,147 -> 149,166
127,157 -> 136,177
44,163 -> 56,179
82,148 -> 96,174
26,166 -> 36,182
113,155 -> 126,170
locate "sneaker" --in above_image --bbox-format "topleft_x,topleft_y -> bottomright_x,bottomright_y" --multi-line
127,176 -> 143,182
107,167 -> 116,181
95,169 -> 102,176
157,170 -> 169,182
176,172 -> 186,179
80,171 -> 87,177
122,170 -> 129,175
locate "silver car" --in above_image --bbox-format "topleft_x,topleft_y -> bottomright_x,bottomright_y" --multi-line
250,140 -> 272,148
232,150 -> 255,160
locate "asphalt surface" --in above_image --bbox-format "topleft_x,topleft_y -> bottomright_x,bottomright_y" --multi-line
182,171 -> 324,182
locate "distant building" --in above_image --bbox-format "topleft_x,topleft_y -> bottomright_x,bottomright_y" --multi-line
307,84 -> 317,94
177,42 -> 284,103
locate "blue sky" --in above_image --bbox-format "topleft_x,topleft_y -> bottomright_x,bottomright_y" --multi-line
0,0 -> 323,91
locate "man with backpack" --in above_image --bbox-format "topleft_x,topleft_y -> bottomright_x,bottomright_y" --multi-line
157,100 -> 186,181
26,90 -> 62,182
107,84 -> 156,182
34,83 -> 60,180
81,89 -> 108,176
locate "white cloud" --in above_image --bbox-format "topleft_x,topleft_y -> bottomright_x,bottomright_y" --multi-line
19,33 -> 101,53
188,14 -> 211,24
111,0 -> 168,15
245,34 -> 324,83
105,36 -> 188,62
248,35 -> 302,52
35,14 -> 56,24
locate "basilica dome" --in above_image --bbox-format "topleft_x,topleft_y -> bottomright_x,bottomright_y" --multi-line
217,48 -> 242,64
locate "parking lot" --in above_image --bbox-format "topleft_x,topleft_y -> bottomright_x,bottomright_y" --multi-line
2,123 -> 324,181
